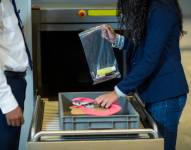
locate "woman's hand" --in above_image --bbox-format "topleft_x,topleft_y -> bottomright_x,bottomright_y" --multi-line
95,91 -> 119,108
101,24 -> 117,43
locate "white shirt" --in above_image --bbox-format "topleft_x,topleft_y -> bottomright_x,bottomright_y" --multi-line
0,0 -> 29,114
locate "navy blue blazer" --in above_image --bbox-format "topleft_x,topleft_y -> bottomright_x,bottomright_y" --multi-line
117,1 -> 189,103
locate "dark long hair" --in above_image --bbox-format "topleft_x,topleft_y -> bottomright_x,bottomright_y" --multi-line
117,0 -> 184,44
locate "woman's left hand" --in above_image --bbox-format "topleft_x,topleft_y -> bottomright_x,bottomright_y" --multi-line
95,91 -> 119,108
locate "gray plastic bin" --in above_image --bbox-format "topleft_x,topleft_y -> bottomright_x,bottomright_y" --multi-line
59,92 -> 140,130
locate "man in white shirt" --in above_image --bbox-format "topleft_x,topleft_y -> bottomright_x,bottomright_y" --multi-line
0,0 -> 31,149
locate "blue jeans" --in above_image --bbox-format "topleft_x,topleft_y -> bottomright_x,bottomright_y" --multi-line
146,95 -> 187,150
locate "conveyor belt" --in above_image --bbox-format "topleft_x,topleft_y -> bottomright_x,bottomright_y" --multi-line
42,101 -> 60,131
41,101 -> 61,141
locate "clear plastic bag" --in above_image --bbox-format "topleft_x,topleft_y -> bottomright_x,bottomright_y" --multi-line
79,25 -> 121,84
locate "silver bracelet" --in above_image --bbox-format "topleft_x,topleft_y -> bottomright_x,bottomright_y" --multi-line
112,34 -> 120,48
112,34 -> 125,50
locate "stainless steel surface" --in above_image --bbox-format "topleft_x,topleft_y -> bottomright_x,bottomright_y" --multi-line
39,23 -> 119,31
33,129 -> 159,142
30,96 -> 44,140
32,0 -> 118,23
32,0 -> 117,9
134,93 -> 159,134
37,9 -> 118,24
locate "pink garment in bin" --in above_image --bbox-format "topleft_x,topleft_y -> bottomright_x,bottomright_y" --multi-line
71,97 -> 121,116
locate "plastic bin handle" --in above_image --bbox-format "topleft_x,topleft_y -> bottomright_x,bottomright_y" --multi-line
89,123 -> 114,130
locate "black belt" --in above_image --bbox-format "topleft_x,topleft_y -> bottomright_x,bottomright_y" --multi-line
4,71 -> 26,78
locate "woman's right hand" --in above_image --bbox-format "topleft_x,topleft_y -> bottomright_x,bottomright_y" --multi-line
101,24 -> 117,44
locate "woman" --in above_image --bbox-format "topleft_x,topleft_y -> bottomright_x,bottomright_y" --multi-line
95,0 -> 189,150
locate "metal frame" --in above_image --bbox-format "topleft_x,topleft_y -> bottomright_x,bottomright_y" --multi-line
32,0 -> 117,7
29,94 -> 160,142
32,129 -> 159,142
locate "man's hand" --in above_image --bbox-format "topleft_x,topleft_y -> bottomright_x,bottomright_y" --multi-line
5,106 -> 24,127
95,91 -> 119,108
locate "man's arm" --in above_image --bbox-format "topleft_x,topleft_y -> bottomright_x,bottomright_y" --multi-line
0,70 -> 24,126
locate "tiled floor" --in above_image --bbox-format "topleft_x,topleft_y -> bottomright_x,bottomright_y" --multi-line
180,19 -> 191,50
177,50 -> 191,150
176,18 -> 191,150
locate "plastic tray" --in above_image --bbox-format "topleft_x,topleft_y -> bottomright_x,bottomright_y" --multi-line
59,92 -> 140,130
